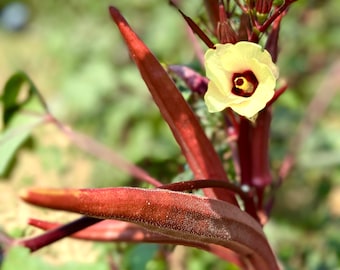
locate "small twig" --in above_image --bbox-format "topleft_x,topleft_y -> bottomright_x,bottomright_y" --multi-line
158,179 -> 260,222
46,115 -> 162,187
158,179 -> 254,200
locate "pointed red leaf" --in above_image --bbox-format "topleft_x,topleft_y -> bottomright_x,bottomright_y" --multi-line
169,2 -> 214,48
108,7 -> 236,203
21,187 -> 279,269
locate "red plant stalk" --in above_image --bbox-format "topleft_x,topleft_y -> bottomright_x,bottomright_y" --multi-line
108,6 -> 237,204
204,0 -> 220,32
237,118 -> 253,186
251,112 -> 272,188
251,109 -> 272,213
28,218 -> 245,267
28,219 -> 197,244
265,11 -> 283,63
16,216 -> 100,252
236,109 -> 273,222
21,187 -> 280,269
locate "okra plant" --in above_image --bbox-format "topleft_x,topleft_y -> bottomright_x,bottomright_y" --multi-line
1,1 -> 303,269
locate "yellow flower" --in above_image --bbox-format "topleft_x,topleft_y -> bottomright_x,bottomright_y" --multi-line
204,41 -> 279,119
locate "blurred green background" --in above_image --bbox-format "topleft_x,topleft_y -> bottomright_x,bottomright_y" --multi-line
1,0 -> 340,269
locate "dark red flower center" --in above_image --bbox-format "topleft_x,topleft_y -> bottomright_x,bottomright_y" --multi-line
231,70 -> 258,97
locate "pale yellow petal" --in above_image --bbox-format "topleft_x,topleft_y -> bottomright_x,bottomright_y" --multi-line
205,48 -> 232,95
234,42 -> 279,78
219,47 -> 251,73
204,81 -> 230,112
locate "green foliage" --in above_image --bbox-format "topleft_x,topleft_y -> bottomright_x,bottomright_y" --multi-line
122,244 -> 160,270
1,71 -> 47,125
187,249 -> 238,270
1,246 -> 109,270
0,71 -> 47,176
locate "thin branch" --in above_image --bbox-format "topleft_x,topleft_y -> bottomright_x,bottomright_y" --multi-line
158,179 -> 254,200
47,115 -> 162,187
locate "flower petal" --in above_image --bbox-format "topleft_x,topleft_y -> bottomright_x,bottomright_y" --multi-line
205,47 -> 232,94
204,81 -> 230,112
233,42 -> 279,78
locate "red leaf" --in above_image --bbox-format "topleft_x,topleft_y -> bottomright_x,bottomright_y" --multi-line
109,6 -> 236,204
21,187 -> 279,269
169,2 -> 214,48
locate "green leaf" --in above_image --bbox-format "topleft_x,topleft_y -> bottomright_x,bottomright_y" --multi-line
1,71 -> 48,126
124,244 -> 159,270
0,71 -> 49,176
1,246 -> 109,270
0,116 -> 42,176
2,246 -> 42,270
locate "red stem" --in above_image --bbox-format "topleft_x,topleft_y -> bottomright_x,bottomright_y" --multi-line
29,218 -> 246,267
17,216 -> 101,252
258,0 -> 296,33
251,109 -> 272,191
159,179 -> 260,222
237,118 -> 253,186
158,179 -> 252,199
